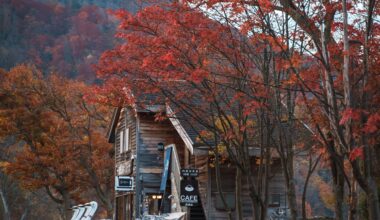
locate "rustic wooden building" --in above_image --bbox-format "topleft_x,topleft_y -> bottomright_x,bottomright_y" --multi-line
108,104 -> 288,220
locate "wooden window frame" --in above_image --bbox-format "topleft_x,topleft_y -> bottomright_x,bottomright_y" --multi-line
119,130 -> 124,154
119,128 -> 130,154
125,127 -> 129,152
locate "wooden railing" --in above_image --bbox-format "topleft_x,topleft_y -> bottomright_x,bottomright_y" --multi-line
166,144 -> 185,213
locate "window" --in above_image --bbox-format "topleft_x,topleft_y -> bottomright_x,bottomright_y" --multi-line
126,194 -> 134,220
119,128 -> 130,153
215,192 -> 235,210
119,130 -> 124,154
146,194 -> 162,215
125,128 -> 129,152
270,194 -> 281,207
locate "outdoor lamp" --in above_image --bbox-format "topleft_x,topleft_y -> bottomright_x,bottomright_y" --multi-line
157,142 -> 164,151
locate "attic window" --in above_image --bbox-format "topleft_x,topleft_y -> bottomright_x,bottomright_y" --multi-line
119,128 -> 129,153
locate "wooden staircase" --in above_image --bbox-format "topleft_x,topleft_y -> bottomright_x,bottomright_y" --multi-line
168,144 -> 207,220
189,198 -> 206,220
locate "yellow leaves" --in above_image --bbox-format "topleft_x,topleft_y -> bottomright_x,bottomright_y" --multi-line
82,135 -> 89,142
196,130 -> 213,143
310,175 -> 335,211
0,161 -> 10,169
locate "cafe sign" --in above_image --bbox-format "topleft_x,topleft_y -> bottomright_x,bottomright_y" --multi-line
115,176 -> 134,191
180,179 -> 199,207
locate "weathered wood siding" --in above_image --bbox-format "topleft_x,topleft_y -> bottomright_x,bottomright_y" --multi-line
194,155 -> 209,218
115,108 -> 137,163
137,113 -> 186,193
115,107 -> 137,196
196,156 -> 287,220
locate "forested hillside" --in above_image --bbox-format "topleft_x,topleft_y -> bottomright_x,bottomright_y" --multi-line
0,1 -> 135,219
1,0 -> 378,220
0,0 -> 140,81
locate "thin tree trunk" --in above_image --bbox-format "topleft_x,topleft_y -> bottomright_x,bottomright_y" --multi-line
342,2 -> 357,218
365,143 -> 380,220
284,159 -> 297,220
302,154 -> 321,220
334,162 -> 345,220
62,190 -> 72,220
20,206 -> 29,220
243,134 -> 262,220
320,18 -> 346,219
247,174 -> 261,220
342,0 -> 352,141
275,91 -> 297,220
362,1 -> 380,218
260,148 -> 270,220
0,190 -> 10,220
366,179 -> 380,220
348,180 -> 357,220
235,167 -> 242,220
328,136 -> 344,220
214,147 -> 233,220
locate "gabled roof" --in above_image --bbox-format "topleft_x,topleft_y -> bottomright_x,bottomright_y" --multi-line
166,104 -> 215,155
106,93 -> 165,143
107,107 -> 121,143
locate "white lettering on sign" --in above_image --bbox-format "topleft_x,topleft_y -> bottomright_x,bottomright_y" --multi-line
115,176 -> 134,191
180,195 -> 198,203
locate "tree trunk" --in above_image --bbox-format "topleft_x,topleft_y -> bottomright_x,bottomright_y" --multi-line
0,190 -> 10,220
348,180 -> 358,220
285,161 -> 297,220
260,149 -> 270,220
333,165 -> 345,220
20,206 -> 29,220
214,147 -> 233,220
62,190 -> 72,220
365,145 -> 380,220
247,174 -> 261,220
302,154 -> 321,220
235,167 -> 243,220
342,2 -> 357,218
362,2 -> 380,217
329,144 -> 344,220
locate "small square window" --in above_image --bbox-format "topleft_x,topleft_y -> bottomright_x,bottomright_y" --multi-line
270,194 -> 281,207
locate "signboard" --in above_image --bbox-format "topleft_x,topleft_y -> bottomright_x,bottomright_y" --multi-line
180,179 -> 199,207
117,161 -> 132,175
180,168 -> 199,177
115,176 -> 134,191
160,147 -> 172,192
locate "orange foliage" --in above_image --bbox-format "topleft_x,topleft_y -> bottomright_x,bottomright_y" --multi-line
0,65 -> 113,212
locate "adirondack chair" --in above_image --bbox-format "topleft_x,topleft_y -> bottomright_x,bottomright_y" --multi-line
70,201 -> 98,220
81,202 -> 98,220
70,206 -> 80,220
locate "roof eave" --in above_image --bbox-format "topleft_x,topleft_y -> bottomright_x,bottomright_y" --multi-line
166,105 -> 194,155
107,107 -> 121,143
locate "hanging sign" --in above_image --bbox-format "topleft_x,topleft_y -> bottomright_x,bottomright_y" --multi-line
115,176 -> 134,191
180,168 -> 199,177
180,179 -> 199,207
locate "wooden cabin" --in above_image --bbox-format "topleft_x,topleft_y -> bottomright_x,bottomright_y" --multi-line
108,104 -> 288,220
